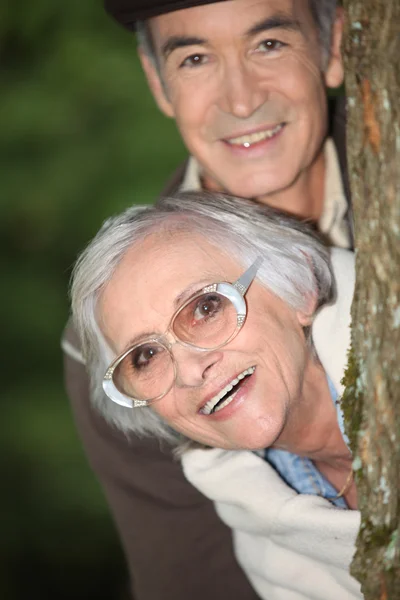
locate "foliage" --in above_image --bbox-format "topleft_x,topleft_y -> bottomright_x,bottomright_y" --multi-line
1,1 -> 186,598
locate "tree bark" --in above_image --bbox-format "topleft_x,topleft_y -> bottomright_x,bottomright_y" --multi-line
341,1 -> 400,598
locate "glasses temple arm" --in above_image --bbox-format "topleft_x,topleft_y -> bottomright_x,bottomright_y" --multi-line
233,256 -> 263,295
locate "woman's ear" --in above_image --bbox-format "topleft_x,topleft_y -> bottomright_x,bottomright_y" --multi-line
296,291 -> 318,327
139,48 -> 175,118
296,251 -> 320,326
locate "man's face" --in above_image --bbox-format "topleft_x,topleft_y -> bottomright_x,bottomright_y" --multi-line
141,0 -> 343,201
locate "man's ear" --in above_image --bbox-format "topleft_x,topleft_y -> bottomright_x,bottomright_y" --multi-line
324,7 -> 345,89
139,48 -> 175,118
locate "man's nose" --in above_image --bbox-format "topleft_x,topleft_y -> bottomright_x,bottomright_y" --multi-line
219,62 -> 266,119
171,344 -> 223,388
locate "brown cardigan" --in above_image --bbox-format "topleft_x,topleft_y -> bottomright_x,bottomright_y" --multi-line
63,96 -> 351,600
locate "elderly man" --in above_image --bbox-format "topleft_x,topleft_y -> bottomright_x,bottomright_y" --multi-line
63,1 -> 352,599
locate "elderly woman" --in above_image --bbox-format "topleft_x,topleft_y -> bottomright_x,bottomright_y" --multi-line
71,192 -> 362,600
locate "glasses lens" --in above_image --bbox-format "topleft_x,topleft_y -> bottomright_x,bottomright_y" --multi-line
173,291 -> 237,349
113,342 -> 174,402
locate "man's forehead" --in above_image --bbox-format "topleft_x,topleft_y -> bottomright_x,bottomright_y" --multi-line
149,0 -> 313,40
105,0 -> 227,30
106,0 -> 312,30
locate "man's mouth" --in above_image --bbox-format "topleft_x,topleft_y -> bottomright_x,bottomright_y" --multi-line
225,124 -> 284,148
199,366 -> 256,416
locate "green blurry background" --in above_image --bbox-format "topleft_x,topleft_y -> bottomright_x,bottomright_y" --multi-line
1,1 -> 186,598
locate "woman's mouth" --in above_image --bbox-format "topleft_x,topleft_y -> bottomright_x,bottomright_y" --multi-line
199,366 -> 256,416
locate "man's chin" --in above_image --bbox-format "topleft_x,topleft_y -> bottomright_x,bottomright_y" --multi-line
202,164 -> 297,200
223,179 -> 294,202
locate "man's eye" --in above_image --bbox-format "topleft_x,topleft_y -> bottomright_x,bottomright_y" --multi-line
180,54 -> 207,68
256,39 -> 286,53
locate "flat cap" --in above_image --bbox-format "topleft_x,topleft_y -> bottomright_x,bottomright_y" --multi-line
104,0 -> 226,30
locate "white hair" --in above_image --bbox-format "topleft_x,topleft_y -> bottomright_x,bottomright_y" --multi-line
136,0 -> 338,69
71,192 -> 335,446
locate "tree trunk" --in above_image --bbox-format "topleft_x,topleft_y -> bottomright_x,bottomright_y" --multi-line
341,1 -> 400,598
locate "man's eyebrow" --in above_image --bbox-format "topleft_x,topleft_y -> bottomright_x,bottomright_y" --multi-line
160,16 -> 300,59
161,35 -> 207,60
246,14 -> 301,37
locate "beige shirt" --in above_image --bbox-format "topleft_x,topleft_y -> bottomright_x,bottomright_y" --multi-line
181,138 -> 352,249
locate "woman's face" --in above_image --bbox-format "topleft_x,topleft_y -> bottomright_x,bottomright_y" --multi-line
99,231 -> 313,450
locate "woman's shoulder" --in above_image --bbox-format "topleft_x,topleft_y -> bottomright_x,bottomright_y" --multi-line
181,446 -> 362,599
182,446 -> 359,526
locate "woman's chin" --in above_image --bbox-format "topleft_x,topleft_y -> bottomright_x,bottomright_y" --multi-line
208,421 -> 283,452
231,410 -> 285,450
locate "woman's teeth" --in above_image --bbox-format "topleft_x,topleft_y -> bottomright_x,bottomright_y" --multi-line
201,366 -> 255,416
227,124 -> 283,147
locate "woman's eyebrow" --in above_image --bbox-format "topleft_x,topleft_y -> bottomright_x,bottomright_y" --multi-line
173,269 -> 229,308
121,274 -> 226,349
122,332 -> 160,350
173,279 -> 214,309
119,282 -> 212,349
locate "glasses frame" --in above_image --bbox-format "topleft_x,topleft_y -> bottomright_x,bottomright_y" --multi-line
102,257 -> 263,408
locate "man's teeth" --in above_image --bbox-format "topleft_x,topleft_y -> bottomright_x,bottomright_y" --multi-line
227,124 -> 283,147
201,366 -> 255,416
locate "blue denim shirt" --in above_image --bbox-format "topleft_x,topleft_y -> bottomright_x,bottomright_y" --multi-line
263,377 -> 349,509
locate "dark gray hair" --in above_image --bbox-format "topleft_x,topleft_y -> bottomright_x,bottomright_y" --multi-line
137,0 -> 338,69
71,192 -> 335,446
309,0 -> 338,64
136,19 -> 155,61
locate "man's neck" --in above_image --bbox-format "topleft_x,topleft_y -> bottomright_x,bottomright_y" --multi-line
202,146 -> 326,222
256,150 -> 326,221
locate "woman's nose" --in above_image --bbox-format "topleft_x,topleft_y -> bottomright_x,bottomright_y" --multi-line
172,344 -> 223,388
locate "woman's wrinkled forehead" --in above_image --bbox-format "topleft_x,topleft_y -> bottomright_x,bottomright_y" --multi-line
97,229 -> 244,352
127,223 -> 232,273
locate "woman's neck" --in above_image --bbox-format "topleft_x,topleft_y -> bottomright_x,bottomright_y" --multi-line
272,358 -> 351,466
272,358 -> 358,509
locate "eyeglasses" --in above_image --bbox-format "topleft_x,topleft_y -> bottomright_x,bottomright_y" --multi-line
102,257 -> 263,408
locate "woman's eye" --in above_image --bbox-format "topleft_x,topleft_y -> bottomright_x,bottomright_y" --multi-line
193,294 -> 221,321
132,346 -> 160,369
180,53 -> 207,68
256,39 -> 286,53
